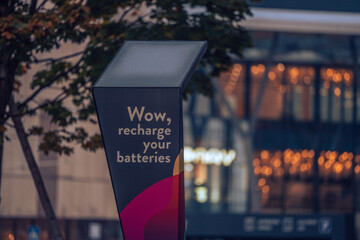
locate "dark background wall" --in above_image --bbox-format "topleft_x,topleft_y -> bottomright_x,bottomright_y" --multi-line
251,0 -> 360,13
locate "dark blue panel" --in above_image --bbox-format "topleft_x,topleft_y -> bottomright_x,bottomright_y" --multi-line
93,87 -> 181,212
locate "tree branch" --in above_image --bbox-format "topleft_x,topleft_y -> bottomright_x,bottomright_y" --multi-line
17,59 -> 82,112
9,96 -> 64,240
4,121 -> 15,129
9,0 -> 17,12
33,51 -> 84,64
29,0 -> 38,14
7,92 -> 69,120
125,10 -> 153,28
36,0 -> 49,11
119,6 -> 134,22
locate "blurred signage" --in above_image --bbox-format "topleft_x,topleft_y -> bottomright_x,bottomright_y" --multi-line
88,223 -> 102,240
282,217 -> 294,233
187,214 -> 351,240
243,217 -> 256,232
27,226 -> 40,240
319,217 -> 333,234
184,146 -> 236,166
241,216 -> 331,234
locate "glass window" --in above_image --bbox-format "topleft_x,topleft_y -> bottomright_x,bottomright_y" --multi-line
251,63 -> 285,120
284,66 -> 315,121
218,63 -> 246,118
320,67 -> 354,123
244,31 -> 275,60
253,149 -> 314,212
319,151 -> 354,212
276,33 -> 352,65
254,149 -> 357,213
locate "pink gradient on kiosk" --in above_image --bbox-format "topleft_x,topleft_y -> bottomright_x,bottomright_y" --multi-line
120,171 -> 184,240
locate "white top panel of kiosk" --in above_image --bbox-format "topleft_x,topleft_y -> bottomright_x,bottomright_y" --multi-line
94,41 -> 207,89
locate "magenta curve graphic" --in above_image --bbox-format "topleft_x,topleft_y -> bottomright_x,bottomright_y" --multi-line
120,172 -> 184,240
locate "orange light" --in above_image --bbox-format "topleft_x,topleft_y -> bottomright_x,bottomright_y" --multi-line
308,150 -> 315,158
332,72 -> 342,82
284,149 -> 293,158
277,63 -> 285,72
254,166 -> 261,175
258,64 -> 265,72
232,70 -> 241,78
233,63 -> 242,71
324,81 -> 330,89
300,164 -> 307,172
301,150 -> 308,158
268,71 -> 276,81
355,165 -> 360,174
344,72 -> 351,81
325,151 -> 331,159
291,157 -> 298,165
318,156 -> 325,165
284,156 -> 291,164
251,66 -> 259,74
261,150 -> 269,160
307,161 -> 313,168
330,151 -> 338,160
9,234 -> 15,240
273,158 -> 281,168
258,178 -> 266,187
253,158 -> 261,167
290,68 -> 299,77
336,73 -> 342,82
334,87 -> 341,96
326,68 -> 333,77
325,161 -> 332,169
289,166 -> 297,174
262,185 -> 270,194
262,166 -> 272,176
345,161 -> 352,169
333,162 -> 343,173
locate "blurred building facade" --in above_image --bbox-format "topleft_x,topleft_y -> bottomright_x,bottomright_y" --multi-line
1,1 -> 360,240
183,1 -> 360,239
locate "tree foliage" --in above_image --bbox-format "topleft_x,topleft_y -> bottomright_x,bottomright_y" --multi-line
0,0 -> 252,155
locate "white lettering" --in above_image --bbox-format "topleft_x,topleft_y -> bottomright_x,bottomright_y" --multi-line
127,106 -> 145,122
